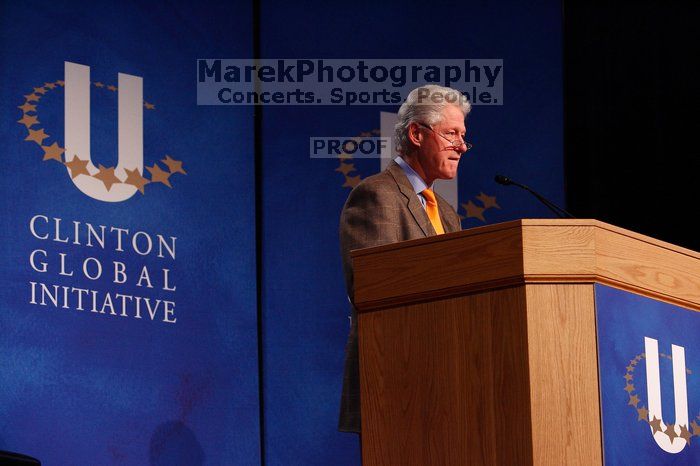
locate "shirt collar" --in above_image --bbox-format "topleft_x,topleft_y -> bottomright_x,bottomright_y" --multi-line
395,156 -> 432,194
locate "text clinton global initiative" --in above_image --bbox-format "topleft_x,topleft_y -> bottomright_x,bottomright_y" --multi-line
27,214 -> 178,324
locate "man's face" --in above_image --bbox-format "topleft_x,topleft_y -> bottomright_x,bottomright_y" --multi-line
414,105 -> 467,184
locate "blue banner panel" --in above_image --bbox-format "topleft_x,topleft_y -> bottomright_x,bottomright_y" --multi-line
260,1 -> 563,464
596,285 -> 700,464
0,2 -> 259,464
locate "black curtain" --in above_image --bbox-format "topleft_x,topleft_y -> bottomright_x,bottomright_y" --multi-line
564,1 -> 699,251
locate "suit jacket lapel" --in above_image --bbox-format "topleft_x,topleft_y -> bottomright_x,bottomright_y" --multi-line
437,196 -> 460,233
387,161 -> 434,237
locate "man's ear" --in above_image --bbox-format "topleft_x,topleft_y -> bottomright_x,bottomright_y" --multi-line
407,122 -> 422,147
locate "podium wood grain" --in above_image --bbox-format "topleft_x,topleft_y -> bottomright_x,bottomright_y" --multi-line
359,284 -> 600,465
353,220 -> 700,465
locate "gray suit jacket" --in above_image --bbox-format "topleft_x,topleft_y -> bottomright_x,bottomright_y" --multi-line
338,160 -> 462,433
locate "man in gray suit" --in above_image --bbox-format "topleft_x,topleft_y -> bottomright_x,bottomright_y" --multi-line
338,85 -> 472,433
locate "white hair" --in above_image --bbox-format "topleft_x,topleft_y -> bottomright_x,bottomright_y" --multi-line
394,85 -> 471,155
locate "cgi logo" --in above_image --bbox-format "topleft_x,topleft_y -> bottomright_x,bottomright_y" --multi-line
624,337 -> 700,453
17,61 -> 186,203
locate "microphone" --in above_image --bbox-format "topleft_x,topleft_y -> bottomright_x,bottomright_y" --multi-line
494,175 -> 575,219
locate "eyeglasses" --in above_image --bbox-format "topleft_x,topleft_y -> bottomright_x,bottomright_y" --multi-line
417,122 -> 473,152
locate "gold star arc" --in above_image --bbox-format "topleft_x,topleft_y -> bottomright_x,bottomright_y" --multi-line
25,128 -> 49,145
649,416 -> 663,434
462,200 -> 486,222
124,168 -> 150,194
637,406 -> 649,422
63,156 -> 90,179
146,163 -> 173,188
161,155 -> 186,175
666,423 -> 678,441
18,79 -> 182,198
679,424 -> 692,444
93,164 -> 121,191
342,174 -> 362,188
18,102 -> 37,113
17,114 -> 40,128
476,192 -> 501,210
41,142 -> 65,162
335,162 -> 356,176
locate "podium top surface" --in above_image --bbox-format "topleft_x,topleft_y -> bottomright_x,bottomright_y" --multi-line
351,219 -> 700,312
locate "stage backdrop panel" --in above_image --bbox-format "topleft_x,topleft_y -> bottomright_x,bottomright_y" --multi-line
259,0 -> 563,464
596,285 -> 700,464
0,1 -> 260,464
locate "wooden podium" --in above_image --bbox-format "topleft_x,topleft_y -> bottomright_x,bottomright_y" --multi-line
351,219 -> 700,465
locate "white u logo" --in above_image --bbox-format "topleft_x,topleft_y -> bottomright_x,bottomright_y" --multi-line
64,61 -> 143,202
644,337 -> 689,453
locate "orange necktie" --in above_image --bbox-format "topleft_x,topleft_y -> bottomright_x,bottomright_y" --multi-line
421,188 -> 445,235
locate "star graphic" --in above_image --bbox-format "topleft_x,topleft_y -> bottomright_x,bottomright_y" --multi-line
93,164 -> 121,191
666,423 -> 678,441
33,86 -> 47,95
342,175 -> 361,188
335,163 -> 356,175
17,114 -> 39,128
144,101 -> 155,110
691,420 -> 700,436
462,200 -> 485,222
24,93 -> 40,102
41,142 -> 65,162
94,82 -> 105,88
56,80 -> 65,86
124,168 -> 150,194
146,163 -> 172,187
649,416 -> 663,434
624,383 -> 635,393
624,373 -> 633,382
107,85 -> 117,92
637,406 -> 649,422
476,192 -> 501,210
161,155 -> 186,175
679,424 -> 692,444
18,102 -> 37,113
25,128 -> 49,145
64,155 -> 90,179
630,359 -> 638,366
628,394 -> 640,407
626,364 -> 634,372
43,82 -> 56,89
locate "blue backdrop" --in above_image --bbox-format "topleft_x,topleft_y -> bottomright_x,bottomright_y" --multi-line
0,1 -> 259,464
1,0 -> 564,464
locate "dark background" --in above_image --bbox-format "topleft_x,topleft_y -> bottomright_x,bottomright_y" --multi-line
564,1 -> 699,251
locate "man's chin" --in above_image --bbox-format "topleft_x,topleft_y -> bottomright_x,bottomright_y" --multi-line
438,169 -> 458,180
